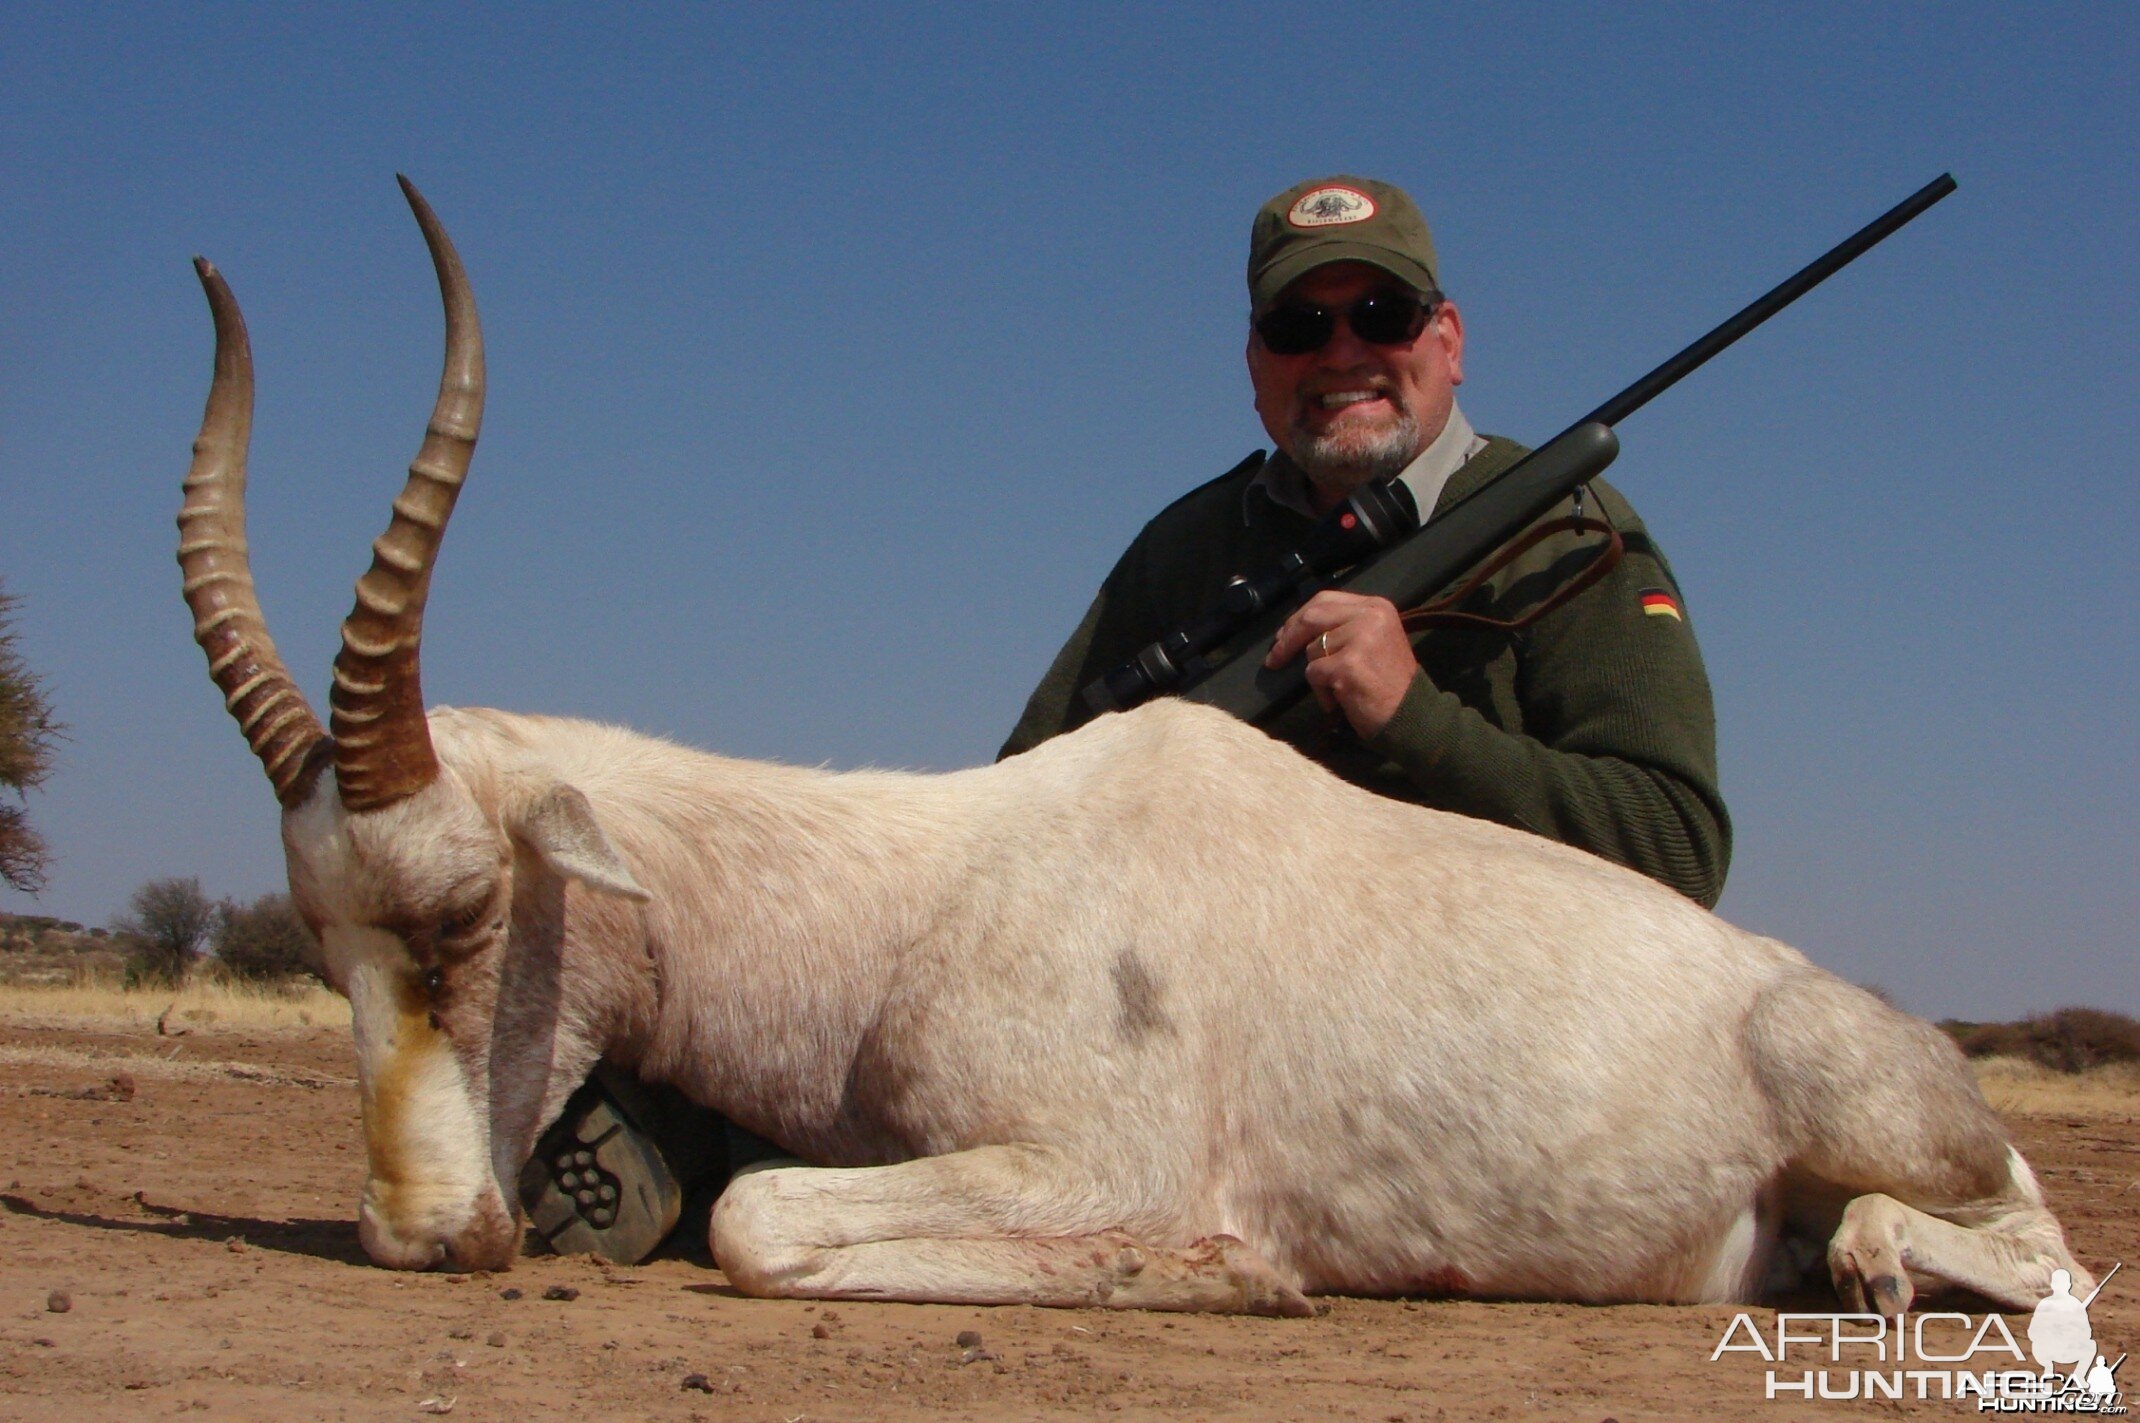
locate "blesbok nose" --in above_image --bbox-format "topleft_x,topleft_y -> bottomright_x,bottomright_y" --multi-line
358,1182 -> 520,1271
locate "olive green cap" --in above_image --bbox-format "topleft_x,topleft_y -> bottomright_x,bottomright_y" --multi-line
1247,175 -> 1439,311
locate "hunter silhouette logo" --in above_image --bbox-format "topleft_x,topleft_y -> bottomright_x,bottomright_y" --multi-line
1709,1261 -> 2124,1409
2030,1266 -> 2126,1407
1287,186 -> 1375,227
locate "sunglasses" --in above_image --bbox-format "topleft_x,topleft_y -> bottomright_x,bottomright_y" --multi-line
1254,289 -> 1438,357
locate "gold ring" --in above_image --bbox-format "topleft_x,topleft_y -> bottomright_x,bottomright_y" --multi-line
1316,632 -> 1330,659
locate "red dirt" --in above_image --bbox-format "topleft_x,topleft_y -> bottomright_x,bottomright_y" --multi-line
2,1020 -> 2133,1422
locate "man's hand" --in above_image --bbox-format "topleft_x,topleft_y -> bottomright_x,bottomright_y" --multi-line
1265,590 -> 1419,739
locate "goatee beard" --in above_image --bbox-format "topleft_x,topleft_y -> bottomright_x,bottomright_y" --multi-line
1288,411 -> 1421,493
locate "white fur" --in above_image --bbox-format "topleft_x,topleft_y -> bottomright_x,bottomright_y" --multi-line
279,697 -> 2088,1307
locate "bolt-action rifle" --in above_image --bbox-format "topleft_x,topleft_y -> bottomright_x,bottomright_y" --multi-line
1082,174 -> 1959,726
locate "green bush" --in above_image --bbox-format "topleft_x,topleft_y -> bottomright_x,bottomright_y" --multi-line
213,893 -> 319,986
1941,1007 -> 2140,1074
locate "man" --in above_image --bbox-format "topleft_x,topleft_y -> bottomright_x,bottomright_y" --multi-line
1000,175 -> 1730,907
531,175 -> 1731,1265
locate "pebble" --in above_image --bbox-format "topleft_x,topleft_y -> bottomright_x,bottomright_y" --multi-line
542,1285 -> 580,1302
956,1329 -> 983,1349
485,1332 -> 506,1348
46,1290 -> 71,1314
811,1322 -> 832,1339
499,1288 -> 522,1301
680,1373 -> 714,1393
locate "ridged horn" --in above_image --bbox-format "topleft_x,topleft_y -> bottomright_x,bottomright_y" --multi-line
179,257 -> 331,808
329,176 -> 485,813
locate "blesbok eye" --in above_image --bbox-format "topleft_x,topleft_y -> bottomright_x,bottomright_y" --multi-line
436,894 -> 495,943
422,966 -> 445,996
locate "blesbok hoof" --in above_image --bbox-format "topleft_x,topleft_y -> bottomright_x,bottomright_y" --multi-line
519,1075 -> 681,1264
1865,1273 -> 1911,1316
1203,1235 -> 1315,1318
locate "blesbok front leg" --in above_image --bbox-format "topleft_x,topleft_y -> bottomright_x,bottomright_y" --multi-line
709,1146 -> 1312,1316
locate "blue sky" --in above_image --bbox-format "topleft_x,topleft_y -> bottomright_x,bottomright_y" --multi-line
1,4 -> 2132,1018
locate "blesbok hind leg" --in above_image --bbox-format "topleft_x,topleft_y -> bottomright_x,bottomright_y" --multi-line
1828,1173 -> 2092,1313
709,1145 -> 1312,1315
1747,970 -> 2089,1311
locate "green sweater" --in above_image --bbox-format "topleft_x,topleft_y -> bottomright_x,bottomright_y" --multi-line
999,436 -> 1733,907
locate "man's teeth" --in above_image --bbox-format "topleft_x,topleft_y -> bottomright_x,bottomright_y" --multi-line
1317,391 -> 1383,409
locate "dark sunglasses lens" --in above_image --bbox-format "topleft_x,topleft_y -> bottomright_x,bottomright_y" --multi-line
1256,305 -> 1334,356
1257,293 -> 1429,355
1350,293 -> 1429,345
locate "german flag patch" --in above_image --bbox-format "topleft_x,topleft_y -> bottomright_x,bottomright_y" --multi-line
1639,588 -> 1684,621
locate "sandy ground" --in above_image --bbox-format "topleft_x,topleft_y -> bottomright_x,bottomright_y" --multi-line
0,1009 -> 2133,1422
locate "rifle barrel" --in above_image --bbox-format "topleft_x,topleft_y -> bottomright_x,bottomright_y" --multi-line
1580,173 -> 1957,432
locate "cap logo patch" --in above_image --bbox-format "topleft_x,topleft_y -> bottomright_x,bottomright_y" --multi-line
1288,186 -> 1376,228
1639,588 -> 1684,621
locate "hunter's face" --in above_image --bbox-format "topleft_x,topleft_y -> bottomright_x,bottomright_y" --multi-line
1247,261 -> 1465,511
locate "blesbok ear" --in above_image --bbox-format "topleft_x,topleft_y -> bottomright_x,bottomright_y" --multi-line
512,784 -> 652,902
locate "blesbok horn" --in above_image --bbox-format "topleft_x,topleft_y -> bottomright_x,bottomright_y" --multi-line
328,175 -> 486,812
178,256 -> 330,807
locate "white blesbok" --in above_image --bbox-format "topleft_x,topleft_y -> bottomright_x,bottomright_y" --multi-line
179,180 -> 2090,1314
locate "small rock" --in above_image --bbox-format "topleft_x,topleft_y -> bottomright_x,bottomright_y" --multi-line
820,1309 -> 841,1323
955,1329 -> 984,1349
46,1290 -> 71,1313
33,1337 -> 55,1347
225,1236 -> 247,1254
447,1327 -> 473,1341
542,1285 -> 579,1302
484,1332 -> 506,1348
959,1346 -> 997,1366
415,1397 -> 455,1415
680,1373 -> 714,1393
810,1322 -> 832,1339
498,1288 -> 522,1301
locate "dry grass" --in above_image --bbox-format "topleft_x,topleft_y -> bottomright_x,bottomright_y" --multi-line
0,1042 -> 352,1090
0,973 -> 347,1036
1972,1055 -> 2140,1118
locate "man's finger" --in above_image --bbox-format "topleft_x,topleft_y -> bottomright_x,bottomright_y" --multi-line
1267,591 -> 1372,666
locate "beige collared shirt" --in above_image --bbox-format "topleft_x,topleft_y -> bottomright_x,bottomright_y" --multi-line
1246,400 -> 1488,525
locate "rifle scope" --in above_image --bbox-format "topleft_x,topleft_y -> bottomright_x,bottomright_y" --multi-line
1081,477 -> 1417,714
